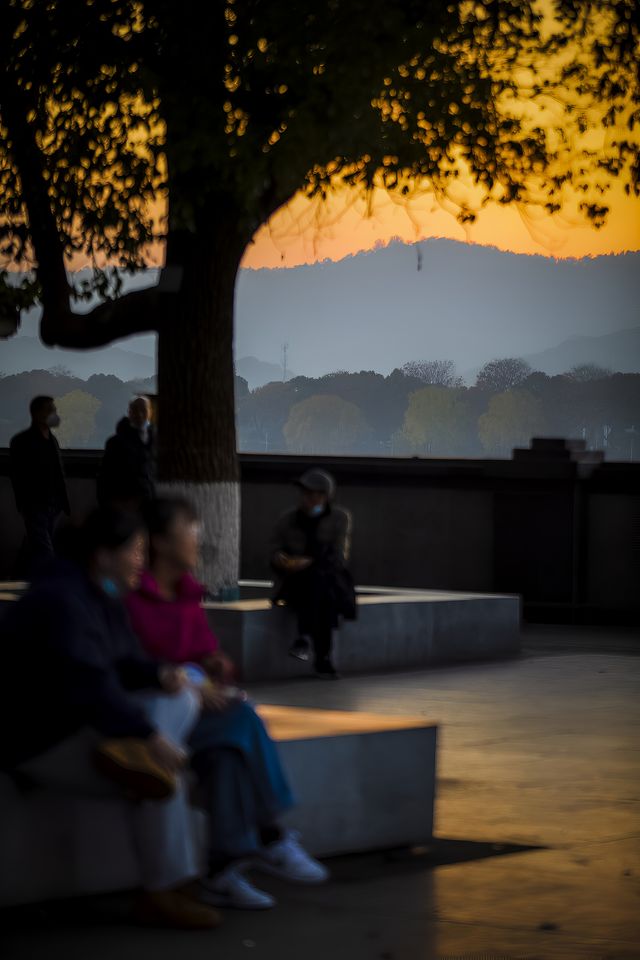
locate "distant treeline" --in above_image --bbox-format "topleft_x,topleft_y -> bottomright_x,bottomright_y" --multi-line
238,360 -> 639,460
1,359 -> 638,460
0,370 -> 156,448
0,368 -> 249,450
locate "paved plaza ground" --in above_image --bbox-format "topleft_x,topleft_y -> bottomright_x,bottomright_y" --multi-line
2,623 -> 639,960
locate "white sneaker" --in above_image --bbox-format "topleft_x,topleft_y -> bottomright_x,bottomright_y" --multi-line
254,831 -> 330,885
289,636 -> 311,661
198,864 -> 276,910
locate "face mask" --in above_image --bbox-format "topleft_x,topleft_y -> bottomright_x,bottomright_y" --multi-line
309,504 -> 325,518
100,577 -> 121,599
46,413 -> 61,429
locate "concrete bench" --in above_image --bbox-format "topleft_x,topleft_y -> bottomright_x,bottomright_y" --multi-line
0,705 -> 437,907
207,586 -> 521,682
0,580 -> 521,682
0,582 -> 25,620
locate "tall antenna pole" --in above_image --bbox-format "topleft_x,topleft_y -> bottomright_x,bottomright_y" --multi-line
282,342 -> 289,382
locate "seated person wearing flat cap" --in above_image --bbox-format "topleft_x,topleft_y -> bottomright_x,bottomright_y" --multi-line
269,470 -> 356,679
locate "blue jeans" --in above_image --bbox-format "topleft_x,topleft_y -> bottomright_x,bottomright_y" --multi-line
189,700 -> 295,866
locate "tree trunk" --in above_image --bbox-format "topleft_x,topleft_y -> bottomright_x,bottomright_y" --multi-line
156,218 -> 246,597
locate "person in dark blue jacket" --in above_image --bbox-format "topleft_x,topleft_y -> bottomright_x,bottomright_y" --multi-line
0,508 -> 219,930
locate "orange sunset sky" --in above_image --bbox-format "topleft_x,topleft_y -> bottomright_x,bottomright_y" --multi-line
241,178 -> 640,270
239,2 -> 640,272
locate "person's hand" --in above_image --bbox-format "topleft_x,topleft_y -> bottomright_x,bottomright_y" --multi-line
201,652 -> 236,684
200,680 -> 229,712
277,553 -> 312,572
275,550 -> 291,570
158,664 -> 188,694
147,733 -> 187,773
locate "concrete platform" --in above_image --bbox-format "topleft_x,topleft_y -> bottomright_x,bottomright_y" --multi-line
3,633 -> 639,959
259,705 -> 437,857
0,581 -> 25,616
0,704 -> 437,907
206,586 -> 521,682
0,580 -> 521,681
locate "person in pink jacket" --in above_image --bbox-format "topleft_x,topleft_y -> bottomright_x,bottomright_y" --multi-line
128,568 -> 234,683
126,497 -> 328,911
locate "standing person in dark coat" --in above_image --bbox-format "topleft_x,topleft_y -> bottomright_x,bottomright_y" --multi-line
98,396 -> 156,510
9,395 -> 70,575
270,469 -> 356,679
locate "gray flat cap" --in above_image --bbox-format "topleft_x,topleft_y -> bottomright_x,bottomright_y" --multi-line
295,469 -> 336,498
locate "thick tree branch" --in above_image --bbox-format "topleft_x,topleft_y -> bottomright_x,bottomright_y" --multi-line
2,71 -> 169,351
40,285 -> 172,349
1,79 -> 70,320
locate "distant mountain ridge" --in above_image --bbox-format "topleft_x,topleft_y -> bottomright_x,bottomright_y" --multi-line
460,325 -> 640,383
236,355 -> 295,389
3,238 -> 638,382
522,325 -> 640,376
234,240 -> 639,378
0,335 -> 155,380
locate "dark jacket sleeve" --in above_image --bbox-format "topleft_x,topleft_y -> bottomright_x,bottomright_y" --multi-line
269,513 -> 289,569
44,594 -> 156,739
9,431 -> 69,515
332,509 -> 352,566
116,657 -> 163,692
9,434 -> 27,513
111,604 -> 164,691
98,430 -> 155,503
97,436 -> 118,504
63,661 -> 156,739
52,435 -> 70,515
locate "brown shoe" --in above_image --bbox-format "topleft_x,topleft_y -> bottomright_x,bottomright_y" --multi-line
94,738 -> 176,800
134,890 -> 222,930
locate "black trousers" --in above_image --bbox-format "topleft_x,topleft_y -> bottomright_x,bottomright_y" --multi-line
306,624 -> 333,665
20,507 -> 60,576
278,567 -> 339,666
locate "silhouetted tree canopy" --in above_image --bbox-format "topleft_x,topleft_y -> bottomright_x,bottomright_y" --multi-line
283,393 -> 370,454
478,388 -> 546,455
1,364 -> 638,459
567,363 -> 613,382
402,360 -> 464,388
1,0 -> 638,340
401,385 -> 472,456
476,357 -> 533,392
1,0 -> 638,586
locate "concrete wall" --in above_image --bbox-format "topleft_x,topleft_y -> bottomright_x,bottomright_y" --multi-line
240,476 -> 494,591
1,450 -> 638,623
586,492 -> 640,608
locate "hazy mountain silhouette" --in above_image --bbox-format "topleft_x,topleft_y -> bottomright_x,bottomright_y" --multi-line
0,334 -> 155,380
522,325 -> 640,375
236,240 -> 639,378
461,325 -> 640,383
236,356 -> 295,389
4,239 -> 638,382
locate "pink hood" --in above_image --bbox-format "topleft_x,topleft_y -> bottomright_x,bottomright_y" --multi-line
126,570 -> 219,663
